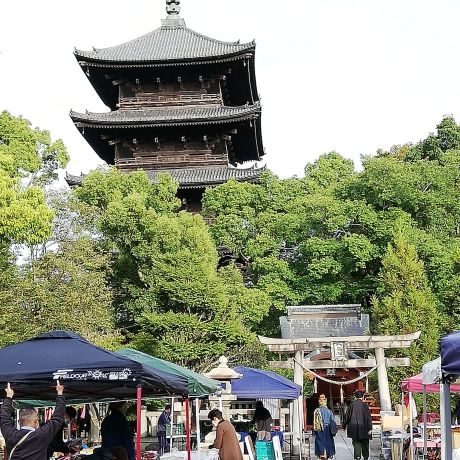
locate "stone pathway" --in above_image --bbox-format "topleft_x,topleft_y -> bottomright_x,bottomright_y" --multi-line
305,429 -> 381,460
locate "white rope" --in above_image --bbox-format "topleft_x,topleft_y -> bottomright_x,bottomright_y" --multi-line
294,358 -> 381,387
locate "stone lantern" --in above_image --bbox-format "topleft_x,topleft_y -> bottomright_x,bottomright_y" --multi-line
204,356 -> 242,420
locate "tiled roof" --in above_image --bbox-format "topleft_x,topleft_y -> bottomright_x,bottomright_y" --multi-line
147,165 -> 266,189
280,314 -> 370,339
70,103 -> 260,128
281,304 -> 369,338
74,26 -> 255,64
65,165 -> 265,189
287,304 -> 361,315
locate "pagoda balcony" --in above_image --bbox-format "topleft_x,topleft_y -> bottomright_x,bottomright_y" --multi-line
118,92 -> 222,109
116,150 -> 227,169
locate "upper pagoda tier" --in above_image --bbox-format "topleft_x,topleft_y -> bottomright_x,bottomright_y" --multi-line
74,4 -> 258,110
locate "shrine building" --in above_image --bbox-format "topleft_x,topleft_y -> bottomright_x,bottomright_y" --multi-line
68,0 -> 265,211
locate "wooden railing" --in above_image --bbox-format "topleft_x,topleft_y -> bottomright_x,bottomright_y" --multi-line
119,92 -> 222,108
116,151 -> 227,168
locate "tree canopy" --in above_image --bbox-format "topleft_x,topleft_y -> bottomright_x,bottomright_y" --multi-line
2,111 -> 460,403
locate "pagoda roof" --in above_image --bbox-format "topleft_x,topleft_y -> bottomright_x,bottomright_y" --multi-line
74,26 -> 255,66
70,103 -> 261,128
147,165 -> 266,189
65,165 -> 266,189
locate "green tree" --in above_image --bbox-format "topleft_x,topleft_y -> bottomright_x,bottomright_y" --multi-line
75,168 -> 270,370
0,189 -> 120,349
371,223 -> 439,402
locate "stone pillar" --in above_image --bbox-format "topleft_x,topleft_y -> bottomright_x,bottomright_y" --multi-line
375,347 -> 392,412
293,350 -> 304,456
141,406 -> 148,437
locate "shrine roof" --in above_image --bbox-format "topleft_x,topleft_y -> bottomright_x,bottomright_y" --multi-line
66,165 -> 266,189
70,103 -> 260,128
74,26 -> 255,65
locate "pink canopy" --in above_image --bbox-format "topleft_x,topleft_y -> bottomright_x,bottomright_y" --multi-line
401,372 -> 460,393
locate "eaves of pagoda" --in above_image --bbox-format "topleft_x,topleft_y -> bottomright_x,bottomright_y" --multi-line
70,103 -> 261,129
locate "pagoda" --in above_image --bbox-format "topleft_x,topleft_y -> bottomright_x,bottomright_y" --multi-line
69,0 -> 265,211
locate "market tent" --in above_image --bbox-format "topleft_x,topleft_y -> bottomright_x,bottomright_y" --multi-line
0,330 -> 188,401
441,331 -> 460,377
401,372 -> 460,393
232,366 -> 301,399
116,348 -> 221,397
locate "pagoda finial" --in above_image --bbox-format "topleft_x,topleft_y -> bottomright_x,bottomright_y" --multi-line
166,0 -> 181,16
162,0 -> 185,26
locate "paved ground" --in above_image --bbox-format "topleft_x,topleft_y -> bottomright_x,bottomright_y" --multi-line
304,430 -> 381,460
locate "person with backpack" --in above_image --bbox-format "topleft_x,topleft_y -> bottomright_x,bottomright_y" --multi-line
313,394 -> 336,459
1,382 -> 65,460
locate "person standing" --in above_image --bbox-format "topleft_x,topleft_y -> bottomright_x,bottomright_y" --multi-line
157,404 -> 171,455
313,394 -> 336,460
101,401 -> 135,460
47,406 -> 78,459
207,409 -> 243,460
344,391 -> 373,460
1,382 -> 65,460
251,401 -> 273,441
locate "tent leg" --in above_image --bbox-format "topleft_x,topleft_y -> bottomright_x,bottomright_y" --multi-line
401,392 -> 404,460
410,392 -> 414,460
195,399 -> 201,451
136,386 -> 142,460
185,398 -> 191,460
441,382 -> 452,460
423,385 -> 427,459
170,397 -> 174,453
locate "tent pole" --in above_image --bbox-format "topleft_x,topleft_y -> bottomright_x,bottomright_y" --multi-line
195,398 -> 201,451
441,382 -> 452,460
185,398 -> 191,460
423,385 -> 427,459
136,385 -> 142,460
298,393 -> 303,460
409,392 -> 414,460
170,397 -> 174,453
401,392 -> 404,460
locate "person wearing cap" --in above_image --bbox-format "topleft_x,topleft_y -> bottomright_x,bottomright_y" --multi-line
313,394 -> 336,459
344,391 -> 373,460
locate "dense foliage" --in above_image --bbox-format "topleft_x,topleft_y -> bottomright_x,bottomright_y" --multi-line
2,111 -> 460,403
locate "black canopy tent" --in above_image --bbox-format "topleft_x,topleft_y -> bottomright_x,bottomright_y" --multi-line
0,331 -> 189,460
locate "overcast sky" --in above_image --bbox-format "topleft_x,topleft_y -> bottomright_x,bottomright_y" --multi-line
1,0 -> 459,179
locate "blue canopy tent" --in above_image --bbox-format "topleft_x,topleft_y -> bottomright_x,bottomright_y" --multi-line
232,366 -> 301,399
0,331 -> 188,400
440,331 -> 460,460
0,331 -> 189,460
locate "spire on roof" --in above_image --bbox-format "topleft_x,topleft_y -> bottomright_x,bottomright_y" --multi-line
166,0 -> 181,15
162,0 -> 186,27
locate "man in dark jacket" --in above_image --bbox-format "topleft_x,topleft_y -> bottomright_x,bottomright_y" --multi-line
344,391 -> 373,460
101,401 -> 135,460
1,382 -> 65,460
157,404 -> 171,455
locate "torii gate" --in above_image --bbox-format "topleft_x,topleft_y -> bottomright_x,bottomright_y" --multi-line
259,331 -> 420,455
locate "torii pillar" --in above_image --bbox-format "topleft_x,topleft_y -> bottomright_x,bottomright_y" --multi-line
292,351 -> 304,455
